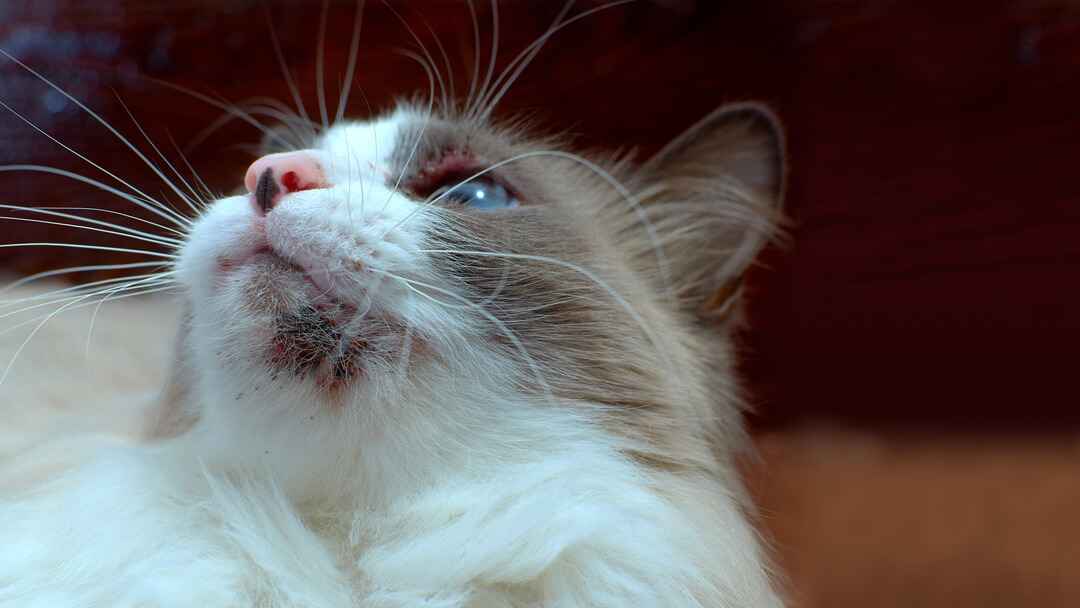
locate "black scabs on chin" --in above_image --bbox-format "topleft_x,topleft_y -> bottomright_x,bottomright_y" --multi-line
267,304 -> 376,387
255,168 -> 279,213
272,305 -> 341,375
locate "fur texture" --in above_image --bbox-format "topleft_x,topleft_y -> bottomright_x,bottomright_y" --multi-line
0,75 -> 785,606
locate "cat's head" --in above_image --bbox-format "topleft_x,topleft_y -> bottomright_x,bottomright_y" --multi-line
162,101 -> 783,491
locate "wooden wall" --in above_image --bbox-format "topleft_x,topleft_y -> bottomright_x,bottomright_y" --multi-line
1,0 -> 1077,430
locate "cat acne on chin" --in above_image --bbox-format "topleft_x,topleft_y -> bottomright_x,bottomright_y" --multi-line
0,21 -> 786,608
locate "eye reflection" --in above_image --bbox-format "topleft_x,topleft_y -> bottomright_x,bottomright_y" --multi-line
442,177 -> 518,210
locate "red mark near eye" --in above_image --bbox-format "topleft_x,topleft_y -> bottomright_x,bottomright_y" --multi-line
411,151 -> 486,198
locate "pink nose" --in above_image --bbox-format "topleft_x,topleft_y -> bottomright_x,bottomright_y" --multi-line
244,152 -> 326,214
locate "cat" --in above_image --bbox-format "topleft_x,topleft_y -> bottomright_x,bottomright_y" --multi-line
0,9 -> 786,608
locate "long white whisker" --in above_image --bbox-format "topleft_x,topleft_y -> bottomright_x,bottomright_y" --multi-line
473,0 -> 573,123
0,206 -> 182,248
0,272 -> 173,312
381,271 -> 556,406
165,134 -> 216,206
21,206 -> 183,235
380,149 -> 672,302
316,0 -> 332,132
416,248 -> 674,378
0,277 -> 173,387
476,0 -> 636,123
0,264 -> 171,301
522,150 -> 675,302
463,0 -> 483,114
384,52 -> 436,214
405,4 -> 457,111
0,165 -> 190,231
0,282 -> 175,335
0,108 -> 192,229
179,94 -> 314,153
342,125 -> 363,228
335,0 -> 367,125
83,274 -> 175,373
0,242 -> 176,259
386,3 -> 449,114
261,3 -> 314,140
1,267 -> 175,301
113,93 -> 205,215
468,0 -> 500,124
356,86 -> 377,212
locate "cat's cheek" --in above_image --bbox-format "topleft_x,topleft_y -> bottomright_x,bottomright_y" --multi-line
178,196 -> 268,296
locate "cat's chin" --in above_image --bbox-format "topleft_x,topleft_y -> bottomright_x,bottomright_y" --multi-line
220,252 -> 419,393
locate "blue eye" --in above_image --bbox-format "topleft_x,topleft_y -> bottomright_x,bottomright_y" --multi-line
442,177 -> 518,210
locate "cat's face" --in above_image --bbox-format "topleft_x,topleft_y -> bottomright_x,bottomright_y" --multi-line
170,99 -> 783,485
179,104 -> 657,410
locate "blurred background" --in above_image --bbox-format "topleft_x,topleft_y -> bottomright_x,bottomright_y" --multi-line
2,1 -> 1078,606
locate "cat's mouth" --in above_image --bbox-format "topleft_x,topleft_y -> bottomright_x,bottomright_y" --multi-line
236,250 -> 417,390
247,248 -> 330,295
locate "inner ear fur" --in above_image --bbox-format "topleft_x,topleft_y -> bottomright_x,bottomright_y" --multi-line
636,103 -> 786,319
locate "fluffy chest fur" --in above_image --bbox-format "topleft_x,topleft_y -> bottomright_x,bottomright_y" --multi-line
0,47 -> 785,608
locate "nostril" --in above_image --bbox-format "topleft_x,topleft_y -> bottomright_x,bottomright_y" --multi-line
255,168 -> 280,214
281,170 -> 316,193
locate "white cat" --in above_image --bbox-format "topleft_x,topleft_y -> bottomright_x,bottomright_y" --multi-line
0,27 -> 786,608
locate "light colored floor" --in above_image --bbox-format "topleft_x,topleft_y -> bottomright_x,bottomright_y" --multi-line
750,426 -> 1080,608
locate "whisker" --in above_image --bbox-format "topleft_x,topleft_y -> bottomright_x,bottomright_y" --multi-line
0,165 -> 191,231
113,93 -> 205,216
0,264 -> 172,301
0,276 -> 174,387
165,135 -> 216,206
355,86 -> 378,212
468,0 -> 500,124
403,2 -> 457,111
82,275 -> 176,372
0,206 -> 183,248
341,126 -> 364,229
23,206 -> 183,235
471,0 -> 573,123
143,81 -> 315,155
463,0 -> 483,114
261,2 -> 315,143
316,0 -> 332,132
475,0 -> 635,123
0,272 -> 176,318
415,247 -> 674,377
386,3 -> 450,114
380,149 -> 672,304
0,242 -> 177,260
335,0 -> 367,126
380,271 -> 556,406
384,53 -> 436,214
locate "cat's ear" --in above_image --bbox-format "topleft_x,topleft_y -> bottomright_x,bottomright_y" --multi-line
644,103 -> 785,206
636,103 -> 785,319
